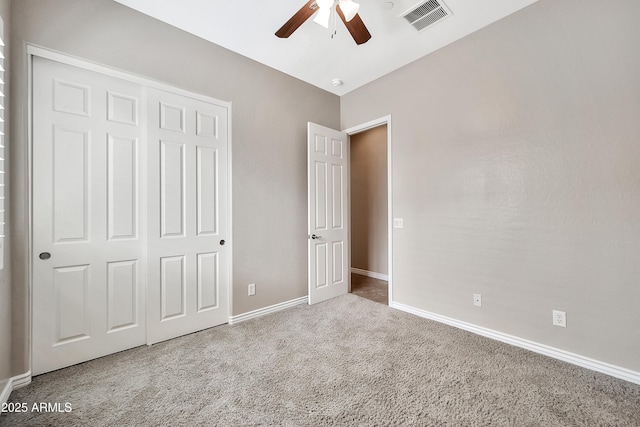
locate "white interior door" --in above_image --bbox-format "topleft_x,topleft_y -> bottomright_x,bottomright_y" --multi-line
32,55 -> 231,373
146,87 -> 229,344
32,57 -> 147,375
307,122 -> 349,304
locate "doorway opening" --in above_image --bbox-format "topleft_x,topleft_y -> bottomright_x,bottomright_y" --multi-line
345,117 -> 392,305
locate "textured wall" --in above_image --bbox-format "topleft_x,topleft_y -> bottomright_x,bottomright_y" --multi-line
0,0 -> 10,395
350,125 -> 388,275
341,0 -> 640,371
10,0 -> 339,376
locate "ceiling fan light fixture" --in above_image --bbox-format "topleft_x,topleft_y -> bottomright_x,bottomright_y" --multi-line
338,0 -> 360,22
275,0 -> 371,45
313,7 -> 331,28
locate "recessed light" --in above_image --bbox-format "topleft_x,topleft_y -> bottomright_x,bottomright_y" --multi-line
382,2 -> 394,10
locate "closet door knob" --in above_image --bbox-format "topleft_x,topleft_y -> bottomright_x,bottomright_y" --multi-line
39,252 -> 51,260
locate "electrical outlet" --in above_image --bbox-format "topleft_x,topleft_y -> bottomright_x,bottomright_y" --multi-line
248,283 -> 256,296
473,294 -> 482,307
393,218 -> 404,228
552,310 -> 566,328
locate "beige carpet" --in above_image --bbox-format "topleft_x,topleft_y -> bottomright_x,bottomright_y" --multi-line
2,294 -> 639,426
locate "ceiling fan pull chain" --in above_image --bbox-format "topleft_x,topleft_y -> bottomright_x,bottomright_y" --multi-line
332,3 -> 338,39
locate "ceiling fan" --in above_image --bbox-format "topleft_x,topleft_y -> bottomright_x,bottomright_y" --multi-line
275,0 -> 372,45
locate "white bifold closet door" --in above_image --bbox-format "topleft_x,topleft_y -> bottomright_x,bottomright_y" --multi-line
32,56 -> 229,375
146,87 -> 229,345
32,57 -> 147,375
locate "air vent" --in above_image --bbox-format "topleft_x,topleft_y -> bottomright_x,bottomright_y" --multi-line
400,0 -> 451,32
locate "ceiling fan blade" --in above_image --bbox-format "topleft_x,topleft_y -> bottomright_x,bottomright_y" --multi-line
336,5 -> 372,45
275,0 -> 318,38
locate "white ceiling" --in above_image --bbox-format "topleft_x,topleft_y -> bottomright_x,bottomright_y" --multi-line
113,0 -> 538,96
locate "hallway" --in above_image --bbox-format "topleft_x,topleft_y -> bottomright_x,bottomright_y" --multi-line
351,273 -> 388,305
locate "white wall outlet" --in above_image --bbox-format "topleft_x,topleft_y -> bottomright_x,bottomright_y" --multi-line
552,310 -> 566,327
473,294 -> 482,307
248,283 -> 256,296
393,218 -> 404,228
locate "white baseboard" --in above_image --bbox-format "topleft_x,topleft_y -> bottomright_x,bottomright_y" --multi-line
11,371 -> 32,390
229,296 -> 308,324
0,371 -> 32,406
0,379 -> 10,407
391,302 -> 640,386
351,267 -> 389,281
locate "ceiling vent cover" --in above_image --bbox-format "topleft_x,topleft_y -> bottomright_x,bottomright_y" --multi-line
400,0 -> 451,32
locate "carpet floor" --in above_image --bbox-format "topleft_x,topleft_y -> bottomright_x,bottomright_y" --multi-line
2,294 -> 639,426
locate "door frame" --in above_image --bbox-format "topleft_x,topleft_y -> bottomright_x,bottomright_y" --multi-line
26,44 -> 233,376
343,115 -> 393,305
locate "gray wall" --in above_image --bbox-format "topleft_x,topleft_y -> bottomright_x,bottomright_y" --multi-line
350,125 -> 388,275
10,0 -> 339,376
341,0 -> 640,371
0,0 -> 10,395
